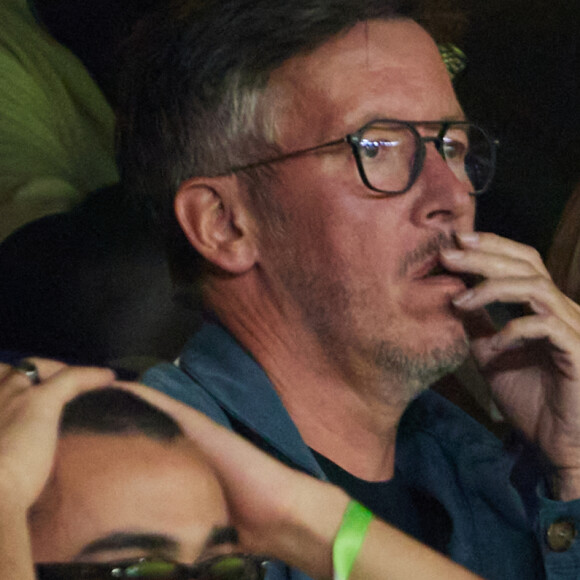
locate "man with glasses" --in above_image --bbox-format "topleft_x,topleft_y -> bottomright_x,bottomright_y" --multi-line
118,0 -> 580,578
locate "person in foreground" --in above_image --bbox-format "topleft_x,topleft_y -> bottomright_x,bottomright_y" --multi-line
118,0 -> 580,578
0,360 -> 481,580
0,360 -> 255,580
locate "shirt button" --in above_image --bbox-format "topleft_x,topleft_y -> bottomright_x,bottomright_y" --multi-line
546,520 -> 577,552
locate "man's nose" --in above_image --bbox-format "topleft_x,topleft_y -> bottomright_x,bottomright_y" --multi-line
411,145 -> 476,229
424,136 -> 447,160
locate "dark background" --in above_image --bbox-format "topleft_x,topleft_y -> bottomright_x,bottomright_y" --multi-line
456,0 -> 580,256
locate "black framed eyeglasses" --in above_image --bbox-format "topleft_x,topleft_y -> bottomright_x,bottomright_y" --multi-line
230,118 -> 498,196
35,553 -> 269,580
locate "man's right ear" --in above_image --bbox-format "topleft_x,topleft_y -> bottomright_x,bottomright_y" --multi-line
174,175 -> 259,275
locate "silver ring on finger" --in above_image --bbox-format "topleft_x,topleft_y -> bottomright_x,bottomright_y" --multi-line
13,360 -> 41,386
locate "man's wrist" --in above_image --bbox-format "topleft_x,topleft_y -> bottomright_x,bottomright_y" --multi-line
266,480 -> 350,579
333,500 -> 374,580
552,468 -> 580,502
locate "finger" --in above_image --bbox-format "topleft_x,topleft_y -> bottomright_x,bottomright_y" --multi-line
113,382 -> 266,469
25,358 -> 69,379
0,358 -> 69,390
455,232 -> 550,277
486,314 -> 580,367
12,360 -> 41,385
37,366 -> 117,405
0,365 -> 42,392
441,246 -> 546,282
563,294 -> 580,316
0,363 -> 14,381
452,276 -> 572,318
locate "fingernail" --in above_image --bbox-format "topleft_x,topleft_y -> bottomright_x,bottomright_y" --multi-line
441,249 -> 463,260
456,232 -> 479,246
452,289 -> 474,306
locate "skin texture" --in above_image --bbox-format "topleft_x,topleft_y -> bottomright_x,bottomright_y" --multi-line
119,382 -> 483,580
443,232 -> 580,500
0,360 -> 115,580
254,19 -> 474,396
29,434 -> 231,564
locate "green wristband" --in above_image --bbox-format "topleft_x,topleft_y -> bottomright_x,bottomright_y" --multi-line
333,500 -> 374,580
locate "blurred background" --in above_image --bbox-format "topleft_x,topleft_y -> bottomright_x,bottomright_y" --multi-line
455,0 -> 579,257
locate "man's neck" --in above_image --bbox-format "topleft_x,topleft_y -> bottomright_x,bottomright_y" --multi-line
211,290 -> 411,482
279,384 -> 402,481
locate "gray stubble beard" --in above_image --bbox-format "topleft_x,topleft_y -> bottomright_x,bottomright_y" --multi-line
284,257 -> 470,407
371,335 -> 470,406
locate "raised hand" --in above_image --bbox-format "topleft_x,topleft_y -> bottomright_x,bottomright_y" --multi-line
117,383 -> 483,580
442,232 -> 580,500
0,359 -> 115,510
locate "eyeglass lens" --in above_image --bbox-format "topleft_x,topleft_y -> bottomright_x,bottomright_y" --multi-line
356,121 -> 494,195
118,556 -> 262,579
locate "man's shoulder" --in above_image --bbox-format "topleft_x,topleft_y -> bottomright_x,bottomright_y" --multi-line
140,320 -> 292,432
142,324 -> 327,477
142,361 -> 232,428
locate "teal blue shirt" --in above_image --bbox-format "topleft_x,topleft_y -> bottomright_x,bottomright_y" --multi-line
144,320 -> 580,579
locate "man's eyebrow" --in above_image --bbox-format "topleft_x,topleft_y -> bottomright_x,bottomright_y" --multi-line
439,114 -> 468,123
403,115 -> 467,124
206,526 -> 239,548
76,532 -> 179,559
352,113 -> 467,131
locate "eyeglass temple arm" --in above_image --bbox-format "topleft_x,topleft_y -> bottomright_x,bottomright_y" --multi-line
229,137 -> 348,173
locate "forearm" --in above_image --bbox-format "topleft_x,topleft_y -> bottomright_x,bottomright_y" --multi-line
260,480 -> 348,579
0,504 -> 36,580
111,386 -> 483,579
351,517 -> 482,580
259,477 -> 482,580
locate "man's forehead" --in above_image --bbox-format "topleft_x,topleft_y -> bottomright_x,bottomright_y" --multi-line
289,19 -> 438,71
30,433 -> 230,563
32,433 -> 223,519
267,18 -> 461,144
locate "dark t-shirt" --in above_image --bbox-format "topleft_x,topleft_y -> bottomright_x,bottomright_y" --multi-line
312,449 -> 452,553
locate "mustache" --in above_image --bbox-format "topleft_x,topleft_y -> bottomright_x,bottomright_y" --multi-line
398,232 -> 458,278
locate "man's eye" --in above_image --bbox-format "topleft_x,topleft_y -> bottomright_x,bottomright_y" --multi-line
359,140 -> 380,158
359,139 -> 397,159
442,139 -> 466,160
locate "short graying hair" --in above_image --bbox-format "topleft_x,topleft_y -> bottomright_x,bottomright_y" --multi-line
116,0 -> 464,282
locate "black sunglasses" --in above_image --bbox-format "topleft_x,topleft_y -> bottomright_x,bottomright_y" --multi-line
35,553 -> 269,580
